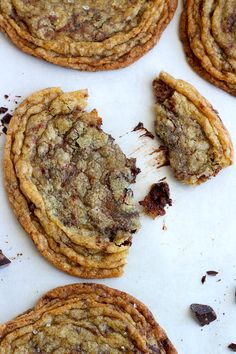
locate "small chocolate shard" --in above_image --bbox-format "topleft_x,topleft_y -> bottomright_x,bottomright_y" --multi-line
0,250 -> 11,268
0,107 -> 8,114
4,94 -> 9,99
201,275 -> 206,284
139,182 -> 172,218
2,126 -> 7,134
190,304 -> 217,326
228,343 -> 236,352
206,270 -> 218,276
1,113 -> 12,125
132,122 -> 154,139
153,79 -> 174,104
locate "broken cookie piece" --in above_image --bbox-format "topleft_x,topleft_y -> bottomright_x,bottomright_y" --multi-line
190,303 -> 217,326
153,72 -> 233,185
0,250 -> 11,268
139,181 -> 172,218
4,88 -> 140,279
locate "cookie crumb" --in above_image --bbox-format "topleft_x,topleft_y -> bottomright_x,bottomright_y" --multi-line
139,182 -> 172,218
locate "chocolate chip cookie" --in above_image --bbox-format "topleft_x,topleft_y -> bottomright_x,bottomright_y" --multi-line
4,88 -> 140,278
153,72 -> 233,185
180,0 -> 236,96
0,283 -> 177,353
0,0 -> 177,71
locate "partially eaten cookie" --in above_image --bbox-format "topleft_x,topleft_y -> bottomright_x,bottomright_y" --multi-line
4,88 -> 140,278
153,72 -> 233,185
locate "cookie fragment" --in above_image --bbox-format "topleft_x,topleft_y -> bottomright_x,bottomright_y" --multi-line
153,71 -> 233,185
0,250 -> 11,268
139,182 -> 172,218
190,304 -> 217,326
4,88 -> 140,278
180,0 -> 236,96
0,0 -> 177,71
0,283 -> 177,354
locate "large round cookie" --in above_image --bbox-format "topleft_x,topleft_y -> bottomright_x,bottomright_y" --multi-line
153,71 -> 233,184
4,88 -> 140,278
0,0 -> 177,71
0,283 -> 177,353
180,0 -> 236,96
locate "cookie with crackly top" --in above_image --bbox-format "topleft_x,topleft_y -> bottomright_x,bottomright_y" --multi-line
180,0 -> 236,96
0,283 -> 177,354
0,0 -> 177,71
4,88 -> 140,278
153,71 -> 233,185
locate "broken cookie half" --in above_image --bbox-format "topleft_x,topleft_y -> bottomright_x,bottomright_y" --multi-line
153,72 -> 233,185
4,88 -> 140,278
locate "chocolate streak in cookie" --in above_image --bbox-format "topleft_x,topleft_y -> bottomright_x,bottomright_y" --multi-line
4,88 -> 140,278
153,71 -> 233,185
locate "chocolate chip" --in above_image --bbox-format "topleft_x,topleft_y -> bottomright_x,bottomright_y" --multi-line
201,275 -> 206,284
190,304 -> 217,326
1,113 -> 12,125
206,271 -> 218,276
4,94 -> 9,99
228,343 -> 236,352
0,250 -> 11,268
2,126 -> 7,134
0,107 -> 8,114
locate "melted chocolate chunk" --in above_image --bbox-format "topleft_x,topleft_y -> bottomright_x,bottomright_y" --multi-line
206,270 -> 218,276
139,182 -> 172,218
190,304 -> 217,326
0,107 -> 8,114
0,250 -> 11,268
153,79 -> 174,104
1,113 -> 12,125
201,275 -> 206,284
228,343 -> 236,352
133,122 -> 154,139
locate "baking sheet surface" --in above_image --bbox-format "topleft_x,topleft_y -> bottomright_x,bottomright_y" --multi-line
0,3 -> 236,353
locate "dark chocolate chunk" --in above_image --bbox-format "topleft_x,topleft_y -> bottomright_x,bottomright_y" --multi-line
0,250 -> 11,268
132,122 -> 154,139
228,343 -> 236,352
1,113 -> 12,125
201,275 -> 206,284
190,304 -> 217,326
153,79 -> 174,103
4,94 -> 9,99
0,107 -> 8,114
2,126 -> 7,134
206,270 -> 218,276
139,182 -> 172,218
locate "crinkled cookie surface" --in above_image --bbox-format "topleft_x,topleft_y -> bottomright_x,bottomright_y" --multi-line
153,71 -> 233,185
4,88 -> 140,278
0,0 -> 177,70
0,283 -> 178,354
180,0 -> 236,96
